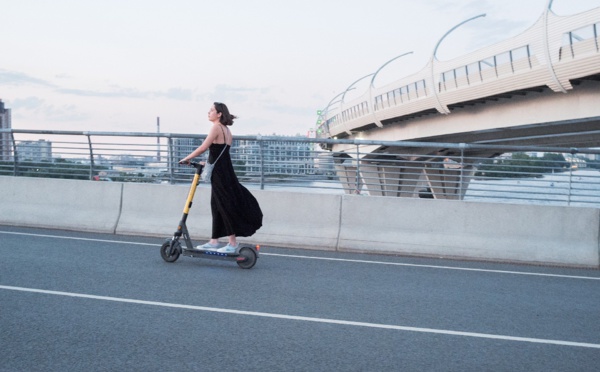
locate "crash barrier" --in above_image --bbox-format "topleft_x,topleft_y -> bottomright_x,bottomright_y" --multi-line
1,176 -> 598,268
0,176 -> 123,233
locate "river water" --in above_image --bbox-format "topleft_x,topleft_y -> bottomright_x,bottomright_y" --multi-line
245,169 -> 600,208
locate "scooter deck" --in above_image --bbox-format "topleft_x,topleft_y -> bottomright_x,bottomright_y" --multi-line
182,248 -> 240,258
180,246 -> 257,264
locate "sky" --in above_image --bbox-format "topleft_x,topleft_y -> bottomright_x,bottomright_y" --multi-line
2,0 -> 600,136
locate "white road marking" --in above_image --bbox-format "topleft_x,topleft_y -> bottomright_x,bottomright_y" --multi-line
0,230 -> 153,246
262,253 -> 600,280
1,230 -> 598,280
1,284 -> 599,349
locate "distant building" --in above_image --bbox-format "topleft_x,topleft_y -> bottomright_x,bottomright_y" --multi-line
236,139 -> 315,175
16,140 -> 52,162
169,137 -> 316,176
525,151 -> 545,158
0,99 -> 11,161
172,137 -> 202,174
314,151 -> 335,175
564,155 -> 587,169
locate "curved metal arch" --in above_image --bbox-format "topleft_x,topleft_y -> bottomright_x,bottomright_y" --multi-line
368,52 -> 413,128
341,73 -> 375,103
369,52 -> 414,89
430,14 -> 486,115
543,0 -> 568,93
432,14 -> 486,61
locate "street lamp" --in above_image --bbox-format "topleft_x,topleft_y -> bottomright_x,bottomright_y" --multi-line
369,51 -> 414,127
338,73 -> 376,133
341,73 -> 375,103
319,91 -> 348,122
430,14 -> 486,114
369,52 -> 414,89
316,91 -> 350,138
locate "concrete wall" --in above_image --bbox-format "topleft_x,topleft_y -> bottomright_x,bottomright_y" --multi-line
1,176 -> 598,267
0,176 -> 123,233
338,196 -> 600,267
114,182 -> 343,250
115,182 -> 213,238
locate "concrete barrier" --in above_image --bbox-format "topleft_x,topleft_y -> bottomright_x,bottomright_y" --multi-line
1,176 -> 598,267
250,190 -> 342,250
115,182 -> 213,238
338,195 -> 600,267
114,182 -> 342,250
0,176 -> 122,233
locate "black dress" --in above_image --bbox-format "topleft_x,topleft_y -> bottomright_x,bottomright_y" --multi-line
208,143 -> 263,239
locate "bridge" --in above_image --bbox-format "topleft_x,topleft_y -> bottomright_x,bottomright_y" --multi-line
317,5 -> 600,198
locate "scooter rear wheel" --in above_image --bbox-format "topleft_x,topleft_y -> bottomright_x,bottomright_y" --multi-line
236,247 -> 257,269
160,240 -> 180,263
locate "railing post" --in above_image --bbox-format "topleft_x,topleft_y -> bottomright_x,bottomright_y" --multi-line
168,137 -> 175,184
258,137 -> 265,190
459,143 -> 465,199
355,144 -> 361,194
567,163 -> 574,206
566,148 -> 578,205
87,134 -> 94,180
10,131 -> 18,176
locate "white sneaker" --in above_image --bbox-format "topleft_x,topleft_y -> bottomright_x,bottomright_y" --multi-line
196,242 -> 219,251
216,244 -> 238,254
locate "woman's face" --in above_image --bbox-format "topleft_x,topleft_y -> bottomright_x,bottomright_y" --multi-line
208,105 -> 221,122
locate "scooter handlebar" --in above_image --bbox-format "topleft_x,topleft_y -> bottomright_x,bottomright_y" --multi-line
179,161 -> 203,171
189,161 -> 204,172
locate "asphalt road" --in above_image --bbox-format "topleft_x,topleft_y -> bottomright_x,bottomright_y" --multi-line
1,226 -> 599,372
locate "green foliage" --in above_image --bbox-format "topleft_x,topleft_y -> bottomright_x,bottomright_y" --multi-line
475,153 -> 569,178
586,159 -> 600,170
0,159 -> 105,180
232,159 -> 247,177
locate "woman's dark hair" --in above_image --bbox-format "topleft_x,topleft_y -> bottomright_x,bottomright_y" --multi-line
214,102 -> 237,126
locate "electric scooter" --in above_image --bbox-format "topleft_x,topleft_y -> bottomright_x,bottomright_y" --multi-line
160,161 -> 259,269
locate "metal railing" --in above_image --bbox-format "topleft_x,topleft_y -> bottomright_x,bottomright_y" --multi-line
1,129 -> 599,207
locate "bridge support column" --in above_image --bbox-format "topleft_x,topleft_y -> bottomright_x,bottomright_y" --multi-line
361,163 -> 402,197
335,155 -> 476,198
360,159 -> 420,197
357,163 -> 383,196
334,162 -> 362,194
422,159 -> 474,200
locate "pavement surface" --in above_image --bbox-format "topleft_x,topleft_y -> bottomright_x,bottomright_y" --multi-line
1,226 -> 599,371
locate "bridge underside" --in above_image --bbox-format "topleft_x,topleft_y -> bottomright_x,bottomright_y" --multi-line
415,77 -> 600,149
334,156 -> 475,199
332,78 -> 600,198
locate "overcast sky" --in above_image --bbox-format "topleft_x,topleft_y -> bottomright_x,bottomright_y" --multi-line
2,0 -> 599,136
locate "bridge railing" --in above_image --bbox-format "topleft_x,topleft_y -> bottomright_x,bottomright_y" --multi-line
1,129 -> 599,207
318,7 -> 600,139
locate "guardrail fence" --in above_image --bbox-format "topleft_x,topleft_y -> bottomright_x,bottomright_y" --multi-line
1,129 -> 599,208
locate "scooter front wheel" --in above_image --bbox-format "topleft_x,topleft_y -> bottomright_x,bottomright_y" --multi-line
236,247 -> 257,269
160,240 -> 181,263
